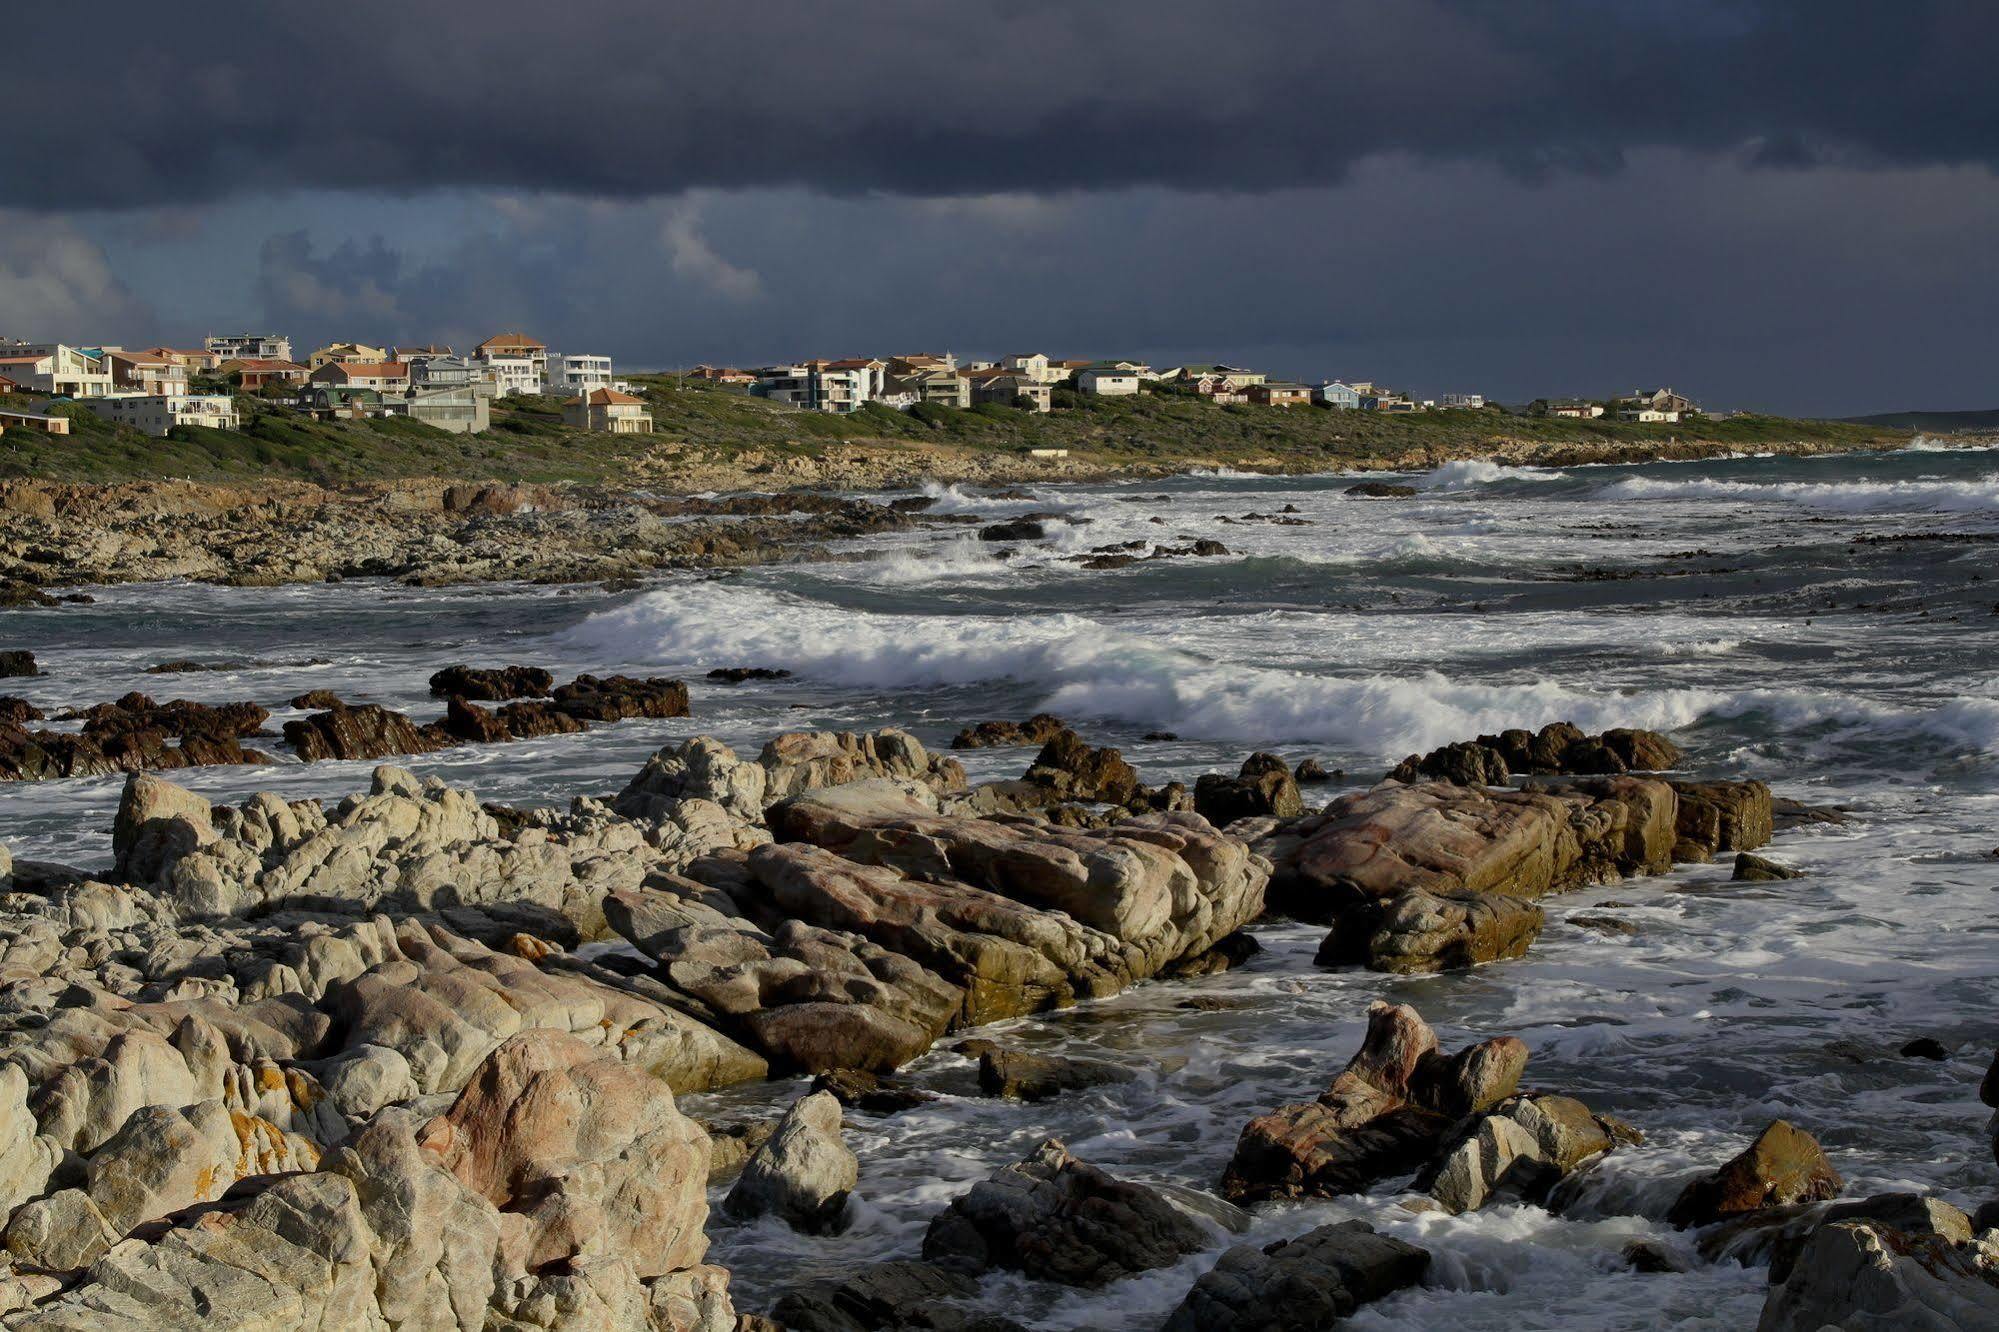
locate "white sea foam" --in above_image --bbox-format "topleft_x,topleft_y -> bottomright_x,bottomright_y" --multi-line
1903,434 -> 1999,453
562,584 -> 1999,757
1598,473 -> 1999,513
1424,459 -> 1570,489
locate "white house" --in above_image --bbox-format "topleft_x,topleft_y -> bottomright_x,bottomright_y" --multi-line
1441,392 -> 1486,409
999,352 -> 1054,382
0,344 -> 114,398
401,385 -> 490,434
204,333 -> 293,363
1076,365 -> 1141,396
545,352 -> 616,394
411,355 -> 500,398
88,393 -> 239,436
476,332 -> 548,396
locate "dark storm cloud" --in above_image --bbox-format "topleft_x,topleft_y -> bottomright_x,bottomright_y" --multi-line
9,0 -> 1998,211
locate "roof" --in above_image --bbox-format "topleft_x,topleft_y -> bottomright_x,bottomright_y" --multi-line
223,358 -> 306,372
0,356 -> 44,366
321,361 -> 408,379
478,332 -> 545,352
576,387 -> 645,406
822,358 -> 883,370
108,350 -> 172,366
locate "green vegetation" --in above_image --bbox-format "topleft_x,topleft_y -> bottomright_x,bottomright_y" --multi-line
0,379 -> 1903,487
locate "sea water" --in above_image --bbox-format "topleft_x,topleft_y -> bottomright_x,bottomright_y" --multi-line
2,444 -> 1995,1328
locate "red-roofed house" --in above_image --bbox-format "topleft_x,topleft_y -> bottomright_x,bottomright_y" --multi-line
220,358 -> 310,391
309,360 -> 411,393
562,386 -> 653,433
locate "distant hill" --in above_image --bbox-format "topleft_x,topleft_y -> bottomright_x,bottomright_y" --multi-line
1842,407 -> 1999,432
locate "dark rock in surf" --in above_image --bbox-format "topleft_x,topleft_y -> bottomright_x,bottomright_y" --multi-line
951,713 -> 1069,750
1294,757 -> 1333,783
1316,886 -> 1544,974
1162,1220 -> 1430,1332
1671,779 -> 1774,860
770,1261 -> 1028,1332
284,703 -> 445,762
0,650 -> 39,678
1345,482 -> 1418,498
979,519 -> 1045,542
288,689 -> 345,709
426,663 -> 554,700
1195,762 -> 1303,826
1897,1037 -> 1951,1061
1022,730 -> 1140,805
706,666 -> 793,683
957,1040 -> 1136,1102
1734,851 -> 1803,882
922,1139 -> 1214,1286
549,673 -> 689,722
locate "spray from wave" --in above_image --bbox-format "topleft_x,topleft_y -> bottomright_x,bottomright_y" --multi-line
562,585 -> 1999,759
1423,460 -> 1571,490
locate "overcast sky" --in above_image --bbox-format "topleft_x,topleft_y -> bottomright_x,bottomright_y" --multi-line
6,1 -> 1997,415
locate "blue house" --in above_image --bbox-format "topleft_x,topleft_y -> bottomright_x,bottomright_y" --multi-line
1313,380 -> 1362,409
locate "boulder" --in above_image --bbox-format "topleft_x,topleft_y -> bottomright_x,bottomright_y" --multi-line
1345,482 -> 1417,498
1,1188 -> 119,1272
921,1139 -> 1214,1286
978,520 -> 1045,541
760,728 -> 966,801
1196,762 -> 1303,825
1420,1093 -> 1626,1212
110,771 -> 216,884
1162,1220 -> 1430,1332
1734,851 -> 1802,882
1671,779 -> 1773,857
548,673 -> 690,723
84,1098 -> 318,1235
419,1029 -> 712,1281
958,1040 -> 1136,1102
617,736 -> 769,822
1669,1120 -> 1843,1229
1222,1002 -> 1527,1202
0,651 -> 37,678
723,1091 -> 857,1233
1316,886 -> 1544,974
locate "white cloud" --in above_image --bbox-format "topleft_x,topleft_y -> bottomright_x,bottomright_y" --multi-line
660,199 -> 763,301
0,211 -> 154,342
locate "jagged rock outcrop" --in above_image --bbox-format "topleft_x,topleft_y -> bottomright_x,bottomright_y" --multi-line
1222,1002 -> 1527,1203
770,1260 -> 1027,1332
1316,885 -> 1544,974
1670,779 -> 1774,862
1195,753 -> 1304,825
950,713 -> 1069,750
609,791 -> 1266,1073
427,664 -> 555,700
921,1139 -> 1216,1286
1418,1093 -> 1635,1213
760,728 -> 965,802
284,702 -> 445,762
1388,722 -> 1684,785
1019,730 -> 1140,806
1162,1220 -> 1431,1332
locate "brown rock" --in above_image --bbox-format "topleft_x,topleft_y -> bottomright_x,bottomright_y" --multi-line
1669,1120 -> 1843,1228
427,664 -> 555,700
285,703 -> 444,762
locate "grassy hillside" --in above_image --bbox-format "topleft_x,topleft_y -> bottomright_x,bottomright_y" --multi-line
1841,407 -> 1999,433
1,381 -> 1902,486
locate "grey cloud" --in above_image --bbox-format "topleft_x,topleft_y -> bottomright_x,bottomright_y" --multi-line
7,1 -> 1998,210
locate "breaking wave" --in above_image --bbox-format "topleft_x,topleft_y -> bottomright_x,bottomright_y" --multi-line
1597,474 -> 1999,513
1424,460 -> 1571,490
563,584 -> 1999,758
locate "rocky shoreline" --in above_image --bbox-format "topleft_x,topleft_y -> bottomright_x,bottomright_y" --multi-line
0,708 -> 1989,1329
0,430 -> 1898,596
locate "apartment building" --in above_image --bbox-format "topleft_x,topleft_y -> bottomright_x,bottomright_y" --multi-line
88,393 -> 239,436
204,333 -> 293,363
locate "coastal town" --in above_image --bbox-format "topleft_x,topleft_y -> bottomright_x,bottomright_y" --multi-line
0,329 -> 1708,442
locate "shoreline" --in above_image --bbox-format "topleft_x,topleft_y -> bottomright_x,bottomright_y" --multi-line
0,431 -> 1909,596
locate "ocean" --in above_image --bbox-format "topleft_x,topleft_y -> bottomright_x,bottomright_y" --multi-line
3,442 -> 1995,1328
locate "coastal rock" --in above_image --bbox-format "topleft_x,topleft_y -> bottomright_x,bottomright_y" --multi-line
921,1138 -> 1214,1285
1221,1002 -> 1527,1203
1671,779 -> 1774,858
760,728 -> 966,801
723,1090 -> 857,1233
1669,1119 -> 1844,1229
1257,777 -> 1676,922
1195,756 -> 1303,825
0,652 -> 36,678
617,736 -> 770,822
1,1189 -> 118,1272
1162,1220 -> 1431,1332
1757,1218 -> 1999,1332
978,519 -> 1045,542
284,703 -> 444,762
84,1098 -> 318,1236
958,1039 -> 1136,1101
1345,482 -> 1417,498
1021,730 -> 1140,805
951,713 -> 1069,749
427,663 -> 554,700
770,1260 -> 1026,1332
1389,723 -> 1682,785
548,673 -> 690,723
1317,885 -> 1544,974
706,666 -> 792,683
1734,851 -> 1803,882
1419,1093 -> 1625,1213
